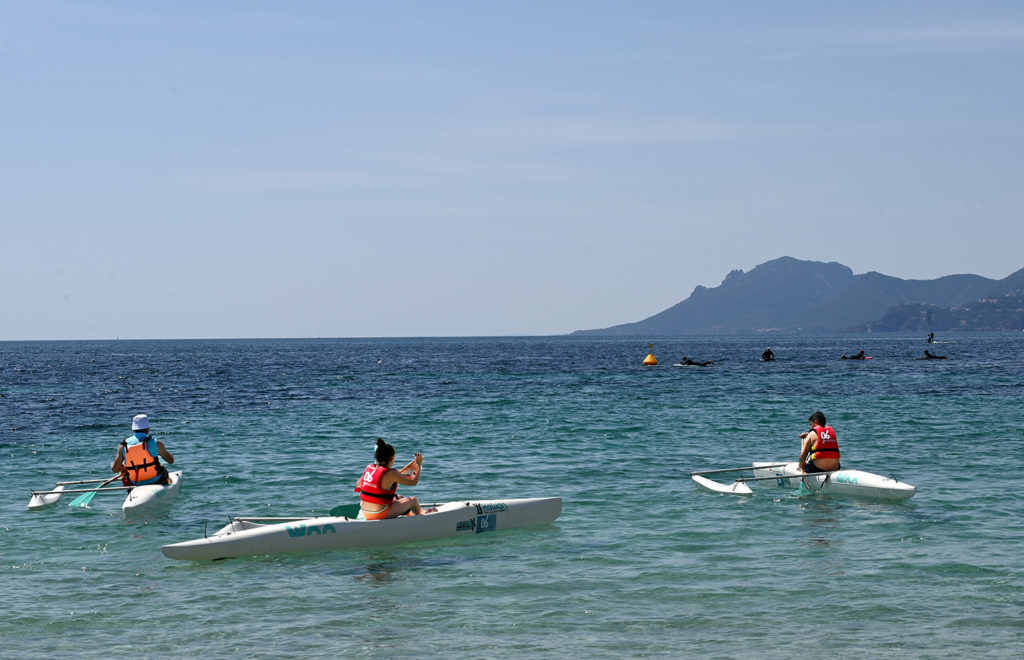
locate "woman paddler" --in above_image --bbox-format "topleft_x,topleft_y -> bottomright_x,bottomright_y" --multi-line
354,438 -> 424,519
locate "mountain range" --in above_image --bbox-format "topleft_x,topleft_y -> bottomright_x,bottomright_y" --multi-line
573,257 -> 1024,335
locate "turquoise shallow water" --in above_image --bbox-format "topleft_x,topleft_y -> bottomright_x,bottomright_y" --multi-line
2,335 -> 1022,658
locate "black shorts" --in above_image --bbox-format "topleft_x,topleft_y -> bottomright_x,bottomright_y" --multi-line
805,461 -> 840,473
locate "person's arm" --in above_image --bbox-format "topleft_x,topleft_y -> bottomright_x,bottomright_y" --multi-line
112,445 -> 125,473
798,432 -> 816,471
156,440 -> 174,464
387,454 -> 424,487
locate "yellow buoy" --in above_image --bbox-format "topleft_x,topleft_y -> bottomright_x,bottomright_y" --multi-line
643,343 -> 658,366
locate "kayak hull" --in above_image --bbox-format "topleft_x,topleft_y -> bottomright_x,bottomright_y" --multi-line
752,462 -> 915,500
123,471 -> 183,515
162,497 -> 562,561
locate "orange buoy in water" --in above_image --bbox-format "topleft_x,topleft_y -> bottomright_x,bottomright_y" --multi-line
643,343 -> 658,366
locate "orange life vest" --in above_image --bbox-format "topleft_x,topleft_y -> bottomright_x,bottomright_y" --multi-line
123,437 -> 162,485
808,424 -> 840,461
355,464 -> 398,504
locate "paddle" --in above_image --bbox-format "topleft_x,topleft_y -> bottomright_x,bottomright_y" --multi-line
328,503 -> 361,518
56,477 -> 121,486
69,474 -> 123,507
326,502 -> 440,518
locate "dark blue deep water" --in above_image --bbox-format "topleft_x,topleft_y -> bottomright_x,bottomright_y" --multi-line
2,335 -> 1022,658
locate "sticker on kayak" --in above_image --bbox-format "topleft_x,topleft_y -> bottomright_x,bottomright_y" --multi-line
475,514 -> 496,533
285,523 -> 337,538
454,514 -> 497,533
476,502 -> 508,514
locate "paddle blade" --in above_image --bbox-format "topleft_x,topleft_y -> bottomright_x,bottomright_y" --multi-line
69,474 -> 121,507
328,503 -> 361,518
69,490 -> 100,507
692,474 -> 753,495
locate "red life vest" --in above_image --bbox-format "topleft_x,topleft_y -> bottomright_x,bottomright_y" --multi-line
808,425 -> 840,460
123,437 -> 161,485
355,464 -> 398,503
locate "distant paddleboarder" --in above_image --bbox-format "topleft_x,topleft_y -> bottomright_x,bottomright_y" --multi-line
841,349 -> 867,360
678,356 -> 714,367
922,350 -> 947,360
927,332 -> 935,344
761,347 -> 775,362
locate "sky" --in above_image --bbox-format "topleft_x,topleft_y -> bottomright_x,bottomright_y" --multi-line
3,1 -> 1023,340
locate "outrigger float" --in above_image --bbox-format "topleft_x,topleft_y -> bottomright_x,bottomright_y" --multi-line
162,497 -> 562,561
691,462 -> 915,501
28,471 -> 183,515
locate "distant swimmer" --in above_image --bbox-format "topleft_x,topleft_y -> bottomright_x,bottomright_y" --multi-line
678,356 -> 714,367
927,332 -> 935,344
922,350 -> 947,360
761,347 -> 775,362
841,349 -> 867,360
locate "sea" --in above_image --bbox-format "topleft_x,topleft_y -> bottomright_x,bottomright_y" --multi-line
1,334 -> 1022,659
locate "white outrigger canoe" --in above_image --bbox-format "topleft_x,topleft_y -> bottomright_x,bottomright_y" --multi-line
162,497 -> 562,561
692,462 -> 915,501
27,471 -> 183,514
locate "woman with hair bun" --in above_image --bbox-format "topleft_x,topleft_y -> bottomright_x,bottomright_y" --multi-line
354,438 -> 425,520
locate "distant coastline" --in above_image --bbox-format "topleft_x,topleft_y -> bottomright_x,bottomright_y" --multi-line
573,256 -> 1024,336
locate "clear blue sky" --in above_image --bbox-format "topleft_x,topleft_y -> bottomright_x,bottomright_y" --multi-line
3,2 -> 1023,340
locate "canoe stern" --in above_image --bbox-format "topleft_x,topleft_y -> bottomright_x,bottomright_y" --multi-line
123,471 -> 183,514
752,462 -> 915,500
